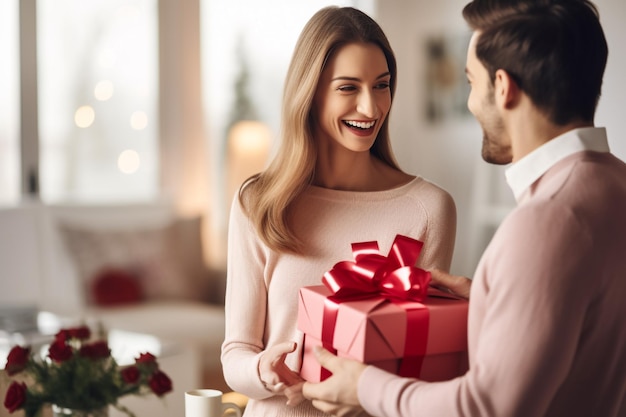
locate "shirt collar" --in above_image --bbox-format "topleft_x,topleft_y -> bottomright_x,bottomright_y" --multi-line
505,127 -> 610,203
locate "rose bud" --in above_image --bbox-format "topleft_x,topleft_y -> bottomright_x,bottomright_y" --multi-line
69,326 -> 91,340
79,341 -> 110,359
121,366 -> 141,384
5,346 -> 30,376
3,381 -> 27,413
48,339 -> 73,363
135,352 -> 157,364
135,352 -> 159,372
148,370 -> 173,396
54,329 -> 70,343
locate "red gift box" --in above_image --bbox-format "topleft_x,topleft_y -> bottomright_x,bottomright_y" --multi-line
297,235 -> 469,382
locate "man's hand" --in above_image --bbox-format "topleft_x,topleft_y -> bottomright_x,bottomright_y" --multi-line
300,347 -> 369,416
430,268 -> 472,299
259,341 -> 304,395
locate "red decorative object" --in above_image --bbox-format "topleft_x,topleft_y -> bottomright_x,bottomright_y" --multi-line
297,235 -> 469,382
91,267 -> 143,306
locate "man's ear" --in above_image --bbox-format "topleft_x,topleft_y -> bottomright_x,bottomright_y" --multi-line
494,69 -> 520,109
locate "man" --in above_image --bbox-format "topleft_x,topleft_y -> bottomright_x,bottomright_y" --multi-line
294,0 -> 626,415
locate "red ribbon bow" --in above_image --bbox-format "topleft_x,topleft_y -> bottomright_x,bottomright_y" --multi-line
313,235 -> 432,380
322,234 -> 431,302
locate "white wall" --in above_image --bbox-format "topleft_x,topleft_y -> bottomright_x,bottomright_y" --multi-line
376,0 -> 626,277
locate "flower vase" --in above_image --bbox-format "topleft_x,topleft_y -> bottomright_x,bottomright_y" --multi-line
52,405 -> 109,417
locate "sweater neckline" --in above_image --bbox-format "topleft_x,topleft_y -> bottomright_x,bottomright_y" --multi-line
306,176 -> 422,201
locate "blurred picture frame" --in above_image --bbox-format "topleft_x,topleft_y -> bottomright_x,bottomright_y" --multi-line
423,33 -> 472,124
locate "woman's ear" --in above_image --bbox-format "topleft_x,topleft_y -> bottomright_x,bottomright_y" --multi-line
494,69 -> 520,110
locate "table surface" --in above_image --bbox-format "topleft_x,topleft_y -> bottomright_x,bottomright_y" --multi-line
1,311 -> 183,367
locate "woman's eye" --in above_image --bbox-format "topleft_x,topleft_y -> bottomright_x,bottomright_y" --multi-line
337,85 -> 357,92
375,82 -> 390,89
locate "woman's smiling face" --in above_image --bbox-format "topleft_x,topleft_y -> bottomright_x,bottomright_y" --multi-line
313,42 -> 392,154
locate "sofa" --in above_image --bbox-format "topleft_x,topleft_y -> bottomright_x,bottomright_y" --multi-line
0,201 -> 228,394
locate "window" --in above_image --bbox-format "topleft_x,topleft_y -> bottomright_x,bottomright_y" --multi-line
3,0 -> 376,208
38,0 -> 159,202
0,0 -> 20,205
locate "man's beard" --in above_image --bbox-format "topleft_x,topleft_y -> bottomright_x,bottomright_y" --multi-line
478,102 -> 511,165
481,130 -> 512,165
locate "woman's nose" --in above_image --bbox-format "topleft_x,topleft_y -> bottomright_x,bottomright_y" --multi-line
356,91 -> 376,118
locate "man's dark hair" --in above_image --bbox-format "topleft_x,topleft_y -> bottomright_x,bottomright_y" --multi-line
463,0 -> 608,125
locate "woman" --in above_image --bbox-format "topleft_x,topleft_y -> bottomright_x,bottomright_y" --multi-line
221,6 -> 457,416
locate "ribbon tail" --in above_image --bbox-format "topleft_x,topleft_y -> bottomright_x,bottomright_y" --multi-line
398,304 -> 429,378
319,297 -> 342,381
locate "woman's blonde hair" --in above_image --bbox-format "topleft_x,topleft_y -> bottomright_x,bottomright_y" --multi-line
239,6 -> 400,253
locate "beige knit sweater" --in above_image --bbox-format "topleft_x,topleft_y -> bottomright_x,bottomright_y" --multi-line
221,177 -> 457,417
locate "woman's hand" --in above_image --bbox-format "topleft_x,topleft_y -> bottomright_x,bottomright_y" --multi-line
430,268 -> 472,299
258,341 -> 304,395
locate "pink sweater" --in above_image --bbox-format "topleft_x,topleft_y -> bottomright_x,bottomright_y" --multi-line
222,177 -> 456,416
359,148 -> 626,416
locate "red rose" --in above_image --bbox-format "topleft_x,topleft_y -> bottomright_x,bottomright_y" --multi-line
48,339 -> 73,363
121,366 -> 140,384
79,341 -> 110,359
55,326 -> 91,342
135,352 -> 158,372
148,370 -> 172,396
135,352 -> 156,364
4,381 -> 27,413
68,326 -> 91,340
5,346 -> 30,376
54,329 -> 69,343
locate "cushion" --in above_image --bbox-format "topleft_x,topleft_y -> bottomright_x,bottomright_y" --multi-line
58,216 -> 211,306
91,267 -> 144,306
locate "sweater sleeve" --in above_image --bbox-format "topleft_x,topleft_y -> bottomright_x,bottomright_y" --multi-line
415,182 -> 457,273
220,196 -> 273,399
357,203 -> 594,416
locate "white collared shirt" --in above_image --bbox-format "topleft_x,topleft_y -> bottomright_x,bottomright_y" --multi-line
505,127 -> 610,203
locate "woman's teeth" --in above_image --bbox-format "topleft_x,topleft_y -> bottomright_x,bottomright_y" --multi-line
344,120 -> 375,129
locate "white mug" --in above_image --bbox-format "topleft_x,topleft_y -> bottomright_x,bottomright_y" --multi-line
185,389 -> 243,417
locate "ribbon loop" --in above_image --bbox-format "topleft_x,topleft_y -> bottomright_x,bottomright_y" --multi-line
321,235 -> 431,303
351,241 -> 381,262
388,235 -> 424,269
